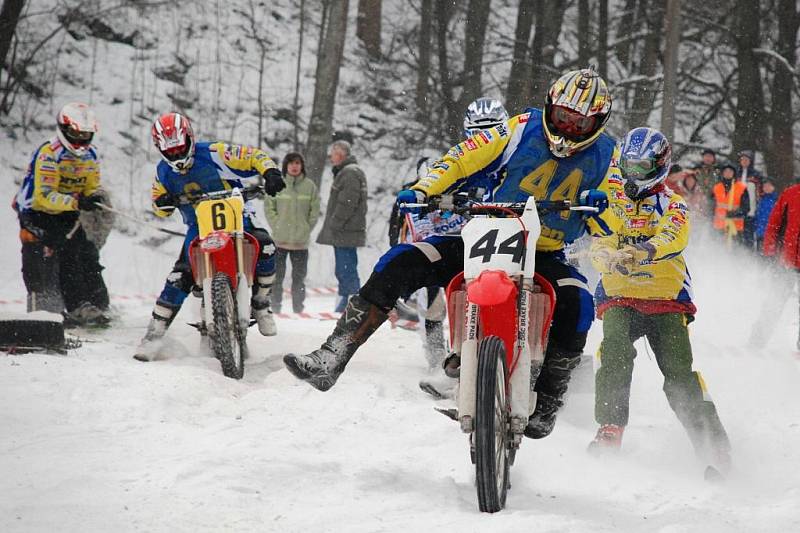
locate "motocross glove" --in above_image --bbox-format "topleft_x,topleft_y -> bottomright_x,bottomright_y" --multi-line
579,189 -> 609,214
153,193 -> 179,212
77,194 -> 103,212
396,189 -> 426,214
263,168 -> 286,197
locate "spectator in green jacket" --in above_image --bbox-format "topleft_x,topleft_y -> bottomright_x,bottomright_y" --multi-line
265,153 -> 320,313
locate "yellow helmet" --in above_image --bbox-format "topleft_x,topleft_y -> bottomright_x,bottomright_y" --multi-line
543,67 -> 612,158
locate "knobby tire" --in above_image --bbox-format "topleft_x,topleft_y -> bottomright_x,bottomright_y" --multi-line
210,272 -> 245,379
475,335 -> 510,513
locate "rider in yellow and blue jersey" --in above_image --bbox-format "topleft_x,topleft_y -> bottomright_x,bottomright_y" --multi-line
135,113 -> 285,360
284,68 -> 621,440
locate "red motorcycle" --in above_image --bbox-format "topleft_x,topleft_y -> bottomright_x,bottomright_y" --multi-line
187,188 -> 260,379
403,194 -> 596,512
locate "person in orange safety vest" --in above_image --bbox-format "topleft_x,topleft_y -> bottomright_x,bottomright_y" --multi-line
712,164 -> 750,245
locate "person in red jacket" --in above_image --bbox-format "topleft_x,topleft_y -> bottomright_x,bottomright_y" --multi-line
751,182 -> 800,349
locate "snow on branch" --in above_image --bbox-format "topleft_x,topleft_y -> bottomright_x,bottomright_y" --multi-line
753,48 -> 796,76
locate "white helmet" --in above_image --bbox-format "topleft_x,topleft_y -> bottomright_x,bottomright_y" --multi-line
463,97 -> 508,138
57,103 -> 98,157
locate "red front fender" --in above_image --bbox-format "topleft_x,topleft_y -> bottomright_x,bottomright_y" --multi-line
466,270 -> 517,307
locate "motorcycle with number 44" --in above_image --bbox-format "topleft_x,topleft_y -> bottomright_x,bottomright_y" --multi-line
186,188 -> 262,379
402,194 -> 598,513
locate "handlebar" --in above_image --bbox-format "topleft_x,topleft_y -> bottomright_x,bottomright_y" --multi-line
169,187 -> 265,208
399,194 -> 599,217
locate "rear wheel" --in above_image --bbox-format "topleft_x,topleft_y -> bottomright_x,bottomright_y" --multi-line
210,272 -> 245,379
475,335 -> 510,513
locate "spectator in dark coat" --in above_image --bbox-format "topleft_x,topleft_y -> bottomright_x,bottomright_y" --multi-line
317,140 -> 368,312
754,178 -> 778,253
691,148 -> 719,191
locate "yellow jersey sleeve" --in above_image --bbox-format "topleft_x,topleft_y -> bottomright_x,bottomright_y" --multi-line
411,115 -> 527,197
150,178 -> 173,218
585,146 -> 624,237
31,146 -> 78,213
209,142 -> 278,175
647,192 -> 690,261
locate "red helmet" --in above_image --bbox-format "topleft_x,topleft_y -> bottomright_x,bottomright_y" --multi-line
151,112 -> 195,172
57,103 -> 98,157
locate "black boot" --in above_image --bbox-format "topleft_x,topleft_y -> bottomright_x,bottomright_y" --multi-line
524,392 -> 562,439
283,295 -> 388,391
524,349 -> 582,439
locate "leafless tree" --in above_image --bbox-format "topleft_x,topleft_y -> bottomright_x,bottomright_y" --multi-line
305,0 -> 349,186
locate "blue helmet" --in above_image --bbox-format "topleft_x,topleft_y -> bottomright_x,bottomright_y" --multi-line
618,127 -> 672,200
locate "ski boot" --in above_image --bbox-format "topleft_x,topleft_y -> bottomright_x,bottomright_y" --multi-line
65,302 -> 110,328
588,424 -> 624,453
283,295 -> 387,391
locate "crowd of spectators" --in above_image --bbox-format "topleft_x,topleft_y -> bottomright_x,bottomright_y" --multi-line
665,148 -> 792,256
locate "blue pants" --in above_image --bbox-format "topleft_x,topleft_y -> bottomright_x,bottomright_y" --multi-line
334,247 -> 360,306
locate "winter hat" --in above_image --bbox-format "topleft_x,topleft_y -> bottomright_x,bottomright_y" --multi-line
702,148 -> 715,156
738,149 -> 755,161
720,163 -> 737,176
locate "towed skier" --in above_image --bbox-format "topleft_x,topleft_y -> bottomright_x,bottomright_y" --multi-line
284,67 -> 618,439
13,102 -> 111,326
134,112 -> 285,360
588,127 -> 731,476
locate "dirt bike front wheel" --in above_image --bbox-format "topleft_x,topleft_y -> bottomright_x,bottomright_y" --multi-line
210,272 -> 246,379
474,335 -> 510,513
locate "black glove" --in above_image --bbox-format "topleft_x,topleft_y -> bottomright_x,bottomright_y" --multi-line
154,193 -> 179,212
78,194 -> 103,211
262,168 -> 286,197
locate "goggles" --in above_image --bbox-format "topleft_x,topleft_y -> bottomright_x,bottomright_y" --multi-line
162,142 -> 191,161
619,157 -> 657,180
549,105 -> 598,139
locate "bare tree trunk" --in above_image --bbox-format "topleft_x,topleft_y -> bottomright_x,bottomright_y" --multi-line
614,0 -> 637,70
456,0 -> 491,118
0,0 -> 25,73
293,0 -> 306,150
732,0 -> 765,154
627,1 -> 663,128
767,0 -> 799,189
356,0 -> 381,57
305,0 -> 349,186
660,0 -> 681,140
530,1 -> 568,109
436,0 -> 458,142
577,0 -> 591,67
597,0 -> 608,77
505,0 -> 534,114
416,0 -> 432,119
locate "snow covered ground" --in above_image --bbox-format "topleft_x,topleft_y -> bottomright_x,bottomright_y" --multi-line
1,191 -> 799,532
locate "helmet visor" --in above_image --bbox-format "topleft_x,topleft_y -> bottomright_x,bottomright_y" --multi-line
162,142 -> 191,161
620,158 -> 657,180
549,105 -> 598,140
60,125 -> 94,146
